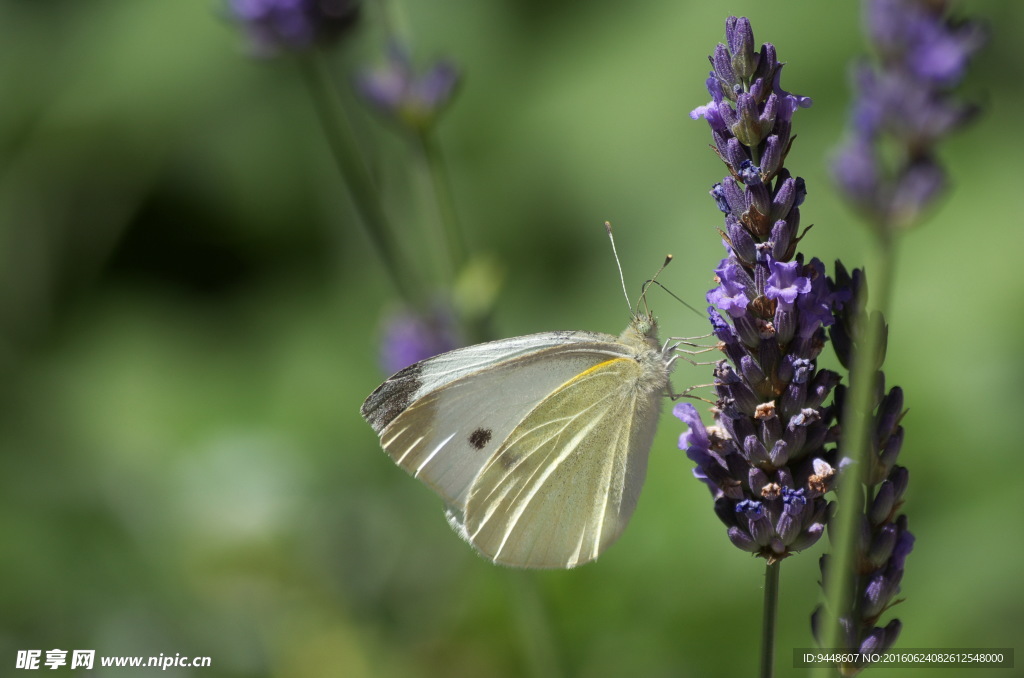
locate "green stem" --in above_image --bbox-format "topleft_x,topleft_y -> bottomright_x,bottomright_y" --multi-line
298,50 -> 420,304
761,560 -> 781,678
414,128 -> 495,343
415,129 -> 466,284
814,234 -> 898,678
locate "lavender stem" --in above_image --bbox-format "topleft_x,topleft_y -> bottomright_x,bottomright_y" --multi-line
298,50 -> 420,304
761,560 -> 781,678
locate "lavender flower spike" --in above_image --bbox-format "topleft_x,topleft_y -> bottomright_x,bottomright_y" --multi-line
681,16 -> 839,566
832,0 -> 984,230
811,264 -> 916,674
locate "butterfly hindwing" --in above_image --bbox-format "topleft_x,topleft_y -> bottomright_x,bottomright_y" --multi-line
461,356 -> 663,568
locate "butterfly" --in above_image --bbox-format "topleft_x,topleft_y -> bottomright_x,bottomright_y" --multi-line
361,230 -> 677,568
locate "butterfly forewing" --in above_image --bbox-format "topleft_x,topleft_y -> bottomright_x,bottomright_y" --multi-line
462,356 -> 660,568
362,333 -> 629,509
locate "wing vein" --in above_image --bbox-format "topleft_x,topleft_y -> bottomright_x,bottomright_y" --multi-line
415,432 -> 457,477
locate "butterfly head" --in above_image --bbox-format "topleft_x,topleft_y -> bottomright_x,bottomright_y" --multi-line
622,310 -> 663,353
629,310 -> 657,338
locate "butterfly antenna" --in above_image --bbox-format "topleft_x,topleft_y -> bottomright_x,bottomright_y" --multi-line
645,279 -> 704,318
605,221 -> 632,314
639,255 -> 673,314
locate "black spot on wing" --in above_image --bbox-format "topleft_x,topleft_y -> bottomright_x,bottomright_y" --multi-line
468,428 -> 492,450
360,362 -> 424,433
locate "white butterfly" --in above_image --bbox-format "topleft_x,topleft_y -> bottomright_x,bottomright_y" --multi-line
362,231 -> 677,568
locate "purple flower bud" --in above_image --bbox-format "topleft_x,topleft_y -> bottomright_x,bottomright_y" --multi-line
746,182 -> 772,225
727,215 -> 757,263
870,479 -> 896,526
716,99 -> 739,131
738,354 -> 765,389
768,440 -> 789,467
770,177 -> 798,222
888,466 -> 909,503
726,16 -> 757,80
778,381 -> 806,421
712,43 -> 738,89
753,42 -> 779,85
740,434 -> 768,466
731,313 -> 763,348
760,93 -> 779,136
875,386 -> 904,443
858,627 -> 887,655
877,427 -> 904,480
747,515 -> 773,547
867,523 -> 897,569
728,525 -> 759,552
804,369 -> 840,410
747,76 -> 769,105
759,136 -> 783,178
775,512 -> 800,546
733,93 -> 763,146
789,520 -> 825,551
768,220 -> 791,262
720,176 -> 747,216
863,567 -> 900,620
792,176 -> 807,207
891,516 -> 914,570
876,619 -> 903,655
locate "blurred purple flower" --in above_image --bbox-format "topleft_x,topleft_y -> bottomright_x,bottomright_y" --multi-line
228,0 -> 359,55
355,44 -> 460,132
379,304 -> 460,375
832,0 -> 984,229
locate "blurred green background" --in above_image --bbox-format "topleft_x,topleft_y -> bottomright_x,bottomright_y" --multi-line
1,0 -> 1020,676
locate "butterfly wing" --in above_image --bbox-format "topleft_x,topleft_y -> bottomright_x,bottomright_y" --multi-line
361,332 -> 626,510
459,355 -> 665,568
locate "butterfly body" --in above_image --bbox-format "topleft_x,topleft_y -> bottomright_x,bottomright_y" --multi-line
361,312 -> 673,568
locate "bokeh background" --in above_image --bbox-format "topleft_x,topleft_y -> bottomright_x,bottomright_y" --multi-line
2,0 -> 1020,676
